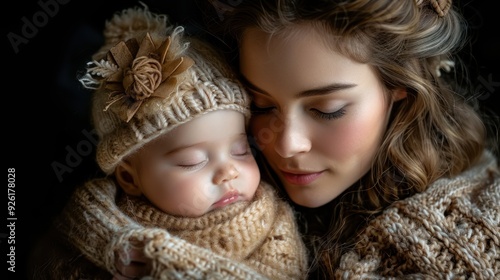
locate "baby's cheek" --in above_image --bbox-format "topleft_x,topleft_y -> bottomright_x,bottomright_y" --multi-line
158,179 -> 213,216
242,162 -> 261,198
178,179 -> 216,203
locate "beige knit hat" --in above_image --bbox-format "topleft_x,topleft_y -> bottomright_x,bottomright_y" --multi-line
79,6 -> 250,174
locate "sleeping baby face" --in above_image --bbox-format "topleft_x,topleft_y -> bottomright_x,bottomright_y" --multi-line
116,110 -> 260,217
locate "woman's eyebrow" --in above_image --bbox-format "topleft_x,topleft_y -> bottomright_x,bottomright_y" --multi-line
240,74 -> 356,97
240,75 -> 269,95
298,83 -> 357,97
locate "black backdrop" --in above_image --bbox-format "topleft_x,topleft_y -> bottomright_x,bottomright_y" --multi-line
3,0 -> 499,278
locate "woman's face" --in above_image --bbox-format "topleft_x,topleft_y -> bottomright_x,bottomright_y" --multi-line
240,26 -> 403,208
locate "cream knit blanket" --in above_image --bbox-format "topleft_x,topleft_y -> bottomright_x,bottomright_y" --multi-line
58,180 -> 308,279
117,182 -> 308,279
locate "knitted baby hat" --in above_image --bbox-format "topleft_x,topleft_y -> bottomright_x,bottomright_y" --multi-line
79,6 -> 250,174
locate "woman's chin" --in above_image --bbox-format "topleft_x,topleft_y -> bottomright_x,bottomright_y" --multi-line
286,190 -> 333,208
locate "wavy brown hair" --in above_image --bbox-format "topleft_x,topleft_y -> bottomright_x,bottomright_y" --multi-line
205,0 -> 492,277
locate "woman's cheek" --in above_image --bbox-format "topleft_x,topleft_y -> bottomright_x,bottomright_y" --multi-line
322,108 -> 387,162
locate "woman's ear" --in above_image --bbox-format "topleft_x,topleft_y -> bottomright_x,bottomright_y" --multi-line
392,88 -> 407,101
115,160 -> 142,196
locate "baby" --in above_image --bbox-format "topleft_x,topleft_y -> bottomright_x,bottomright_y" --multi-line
32,6 -> 308,280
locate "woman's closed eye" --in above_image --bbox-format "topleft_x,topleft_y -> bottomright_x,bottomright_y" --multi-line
252,101 -> 347,120
310,107 -> 346,120
250,102 -> 275,115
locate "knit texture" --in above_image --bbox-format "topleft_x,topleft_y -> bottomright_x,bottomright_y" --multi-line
336,150 -> 500,279
51,179 -> 274,279
79,6 -> 250,174
118,182 -> 309,279
32,151 -> 499,280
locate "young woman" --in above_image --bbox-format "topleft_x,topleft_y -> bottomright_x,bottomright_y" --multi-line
212,0 -> 499,278
32,1 -> 499,279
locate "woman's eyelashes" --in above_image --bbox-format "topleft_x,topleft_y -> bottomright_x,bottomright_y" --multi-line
310,107 -> 346,120
250,102 -> 274,114
251,102 -> 347,120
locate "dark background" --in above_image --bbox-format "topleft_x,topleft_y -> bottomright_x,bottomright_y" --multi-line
3,0 -> 499,279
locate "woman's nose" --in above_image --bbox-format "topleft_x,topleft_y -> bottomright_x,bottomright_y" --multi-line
213,163 -> 239,184
274,117 -> 311,158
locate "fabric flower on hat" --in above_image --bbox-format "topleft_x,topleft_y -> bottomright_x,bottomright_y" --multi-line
82,29 -> 194,122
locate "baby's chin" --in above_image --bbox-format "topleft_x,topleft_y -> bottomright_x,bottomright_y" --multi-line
204,199 -> 251,217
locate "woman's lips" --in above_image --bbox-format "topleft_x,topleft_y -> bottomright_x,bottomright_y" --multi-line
212,190 -> 239,208
281,170 -> 324,185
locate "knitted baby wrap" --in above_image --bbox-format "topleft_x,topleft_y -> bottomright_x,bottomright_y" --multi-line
117,182 -> 309,279
53,179 -> 308,280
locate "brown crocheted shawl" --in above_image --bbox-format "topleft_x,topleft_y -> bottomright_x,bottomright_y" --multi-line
336,151 -> 500,279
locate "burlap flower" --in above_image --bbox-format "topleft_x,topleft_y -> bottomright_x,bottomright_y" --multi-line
86,32 -> 194,122
415,0 -> 452,17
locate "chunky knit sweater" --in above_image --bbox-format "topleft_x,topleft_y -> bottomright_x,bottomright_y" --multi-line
336,150 -> 499,279
32,180 -> 308,280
